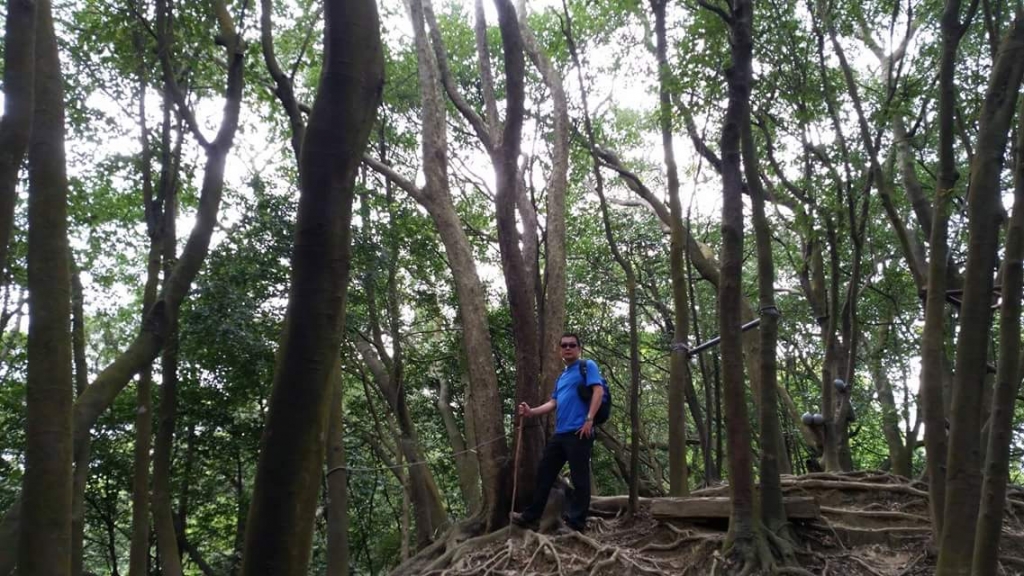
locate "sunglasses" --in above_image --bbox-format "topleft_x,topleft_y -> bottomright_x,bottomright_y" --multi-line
560,342 -> 579,349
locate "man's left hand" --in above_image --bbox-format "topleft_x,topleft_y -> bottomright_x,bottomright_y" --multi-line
578,420 -> 594,438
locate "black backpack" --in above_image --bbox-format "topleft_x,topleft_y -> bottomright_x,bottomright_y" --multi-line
576,360 -> 611,425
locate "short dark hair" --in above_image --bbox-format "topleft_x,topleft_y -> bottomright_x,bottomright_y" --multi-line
560,332 -> 581,346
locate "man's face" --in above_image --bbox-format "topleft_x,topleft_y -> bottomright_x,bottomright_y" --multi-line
559,337 -> 581,363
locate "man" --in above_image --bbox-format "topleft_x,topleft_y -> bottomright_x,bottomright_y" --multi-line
511,332 -> 607,533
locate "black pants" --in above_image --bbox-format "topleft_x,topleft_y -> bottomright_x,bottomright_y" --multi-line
521,432 -> 594,530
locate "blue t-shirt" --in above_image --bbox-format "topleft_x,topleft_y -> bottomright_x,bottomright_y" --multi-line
552,359 -> 606,434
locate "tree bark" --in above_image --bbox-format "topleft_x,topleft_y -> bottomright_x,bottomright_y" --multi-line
652,0 -> 689,497
743,98 -> 788,538
972,99 -> 1024,576
70,262 -> 90,576
869,323 -> 913,479
922,0 -> 971,542
128,15 -> 161,570
326,362 -> 348,576
719,0 -> 767,568
151,119 -> 182,576
938,14 -> 1024,575
239,0 -> 383,571
0,0 -> 35,281
490,0 -> 545,512
20,0 -> 73,572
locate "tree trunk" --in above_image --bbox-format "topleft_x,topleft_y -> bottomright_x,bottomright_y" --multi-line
870,326 -> 912,478
70,262 -> 90,576
652,0 -> 689,498
355,339 -> 448,548
407,0 -> 510,530
516,0 -> 569,415
151,175 -> 182,576
937,15 -> 1024,575
326,362 -> 348,576
438,378 -> 481,514
490,0 -> 545,512
689,245 -> 719,483
720,0 -> 766,568
972,100 -> 1024,576
743,98 -> 788,538
20,0 -> 73,572
239,0 -> 382,571
627,277 -> 642,514
0,0 -> 36,281
128,23 -> 161,570
922,58 -> 956,542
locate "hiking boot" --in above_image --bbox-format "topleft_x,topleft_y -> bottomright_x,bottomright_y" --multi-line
510,512 -> 538,530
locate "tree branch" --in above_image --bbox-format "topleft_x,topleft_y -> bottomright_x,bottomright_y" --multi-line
362,155 -> 425,204
422,0 -> 495,151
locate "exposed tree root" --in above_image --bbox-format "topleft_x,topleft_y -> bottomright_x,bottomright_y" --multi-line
637,529 -> 714,552
522,531 -> 562,575
895,552 -> 929,576
819,506 -> 930,524
391,473 -> 1024,575
1001,555 -> 1024,570
781,479 -> 929,499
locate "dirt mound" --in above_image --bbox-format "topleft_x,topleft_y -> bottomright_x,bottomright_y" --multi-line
397,472 -> 1024,575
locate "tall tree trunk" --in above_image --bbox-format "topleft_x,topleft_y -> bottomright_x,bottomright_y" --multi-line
128,17 -> 161,571
742,100 -> 788,538
972,99 -> 1024,576
937,14 -> 1024,575
0,0 -> 35,280
326,362 -> 348,576
70,262 -> 90,576
400,0 -> 510,530
151,161 -> 182,576
515,0 -> 569,415
652,0 -> 690,497
239,0 -> 382,571
689,242 -> 720,483
20,0 -> 73,573
923,0 -> 970,541
490,0 -> 544,512
720,0 -> 767,569
627,277 -> 642,513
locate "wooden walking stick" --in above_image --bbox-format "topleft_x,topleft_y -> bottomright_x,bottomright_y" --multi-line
510,413 -> 524,523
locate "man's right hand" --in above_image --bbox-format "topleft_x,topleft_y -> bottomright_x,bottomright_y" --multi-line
518,402 -> 532,417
